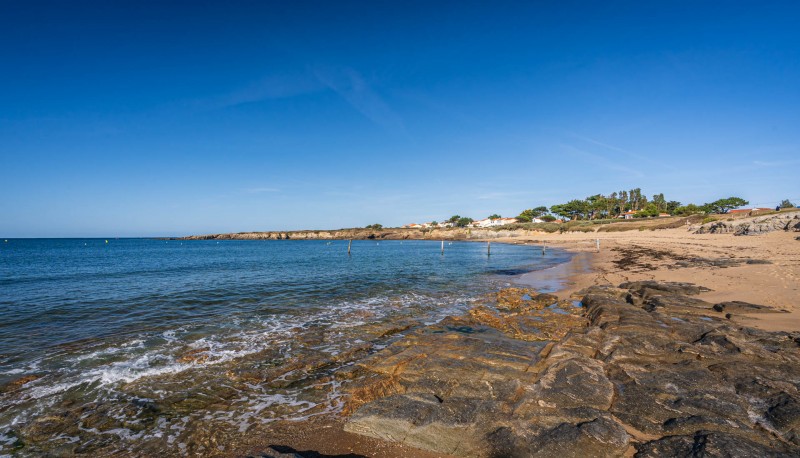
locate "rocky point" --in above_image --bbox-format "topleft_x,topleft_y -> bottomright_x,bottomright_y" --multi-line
338,282 -> 800,457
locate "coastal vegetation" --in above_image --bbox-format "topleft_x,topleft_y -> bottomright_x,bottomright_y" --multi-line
448,215 -> 475,227
403,191 -> 762,232
514,188 -> 750,222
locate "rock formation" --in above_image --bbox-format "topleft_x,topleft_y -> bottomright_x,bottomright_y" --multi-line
695,211 -> 800,236
340,283 -> 800,457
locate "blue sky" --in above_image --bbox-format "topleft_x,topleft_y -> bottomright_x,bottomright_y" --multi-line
1,1 -> 799,237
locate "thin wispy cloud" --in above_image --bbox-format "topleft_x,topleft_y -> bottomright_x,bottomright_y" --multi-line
313,66 -> 404,132
560,143 -> 645,177
566,132 -> 677,171
753,159 -> 800,167
199,74 -> 326,110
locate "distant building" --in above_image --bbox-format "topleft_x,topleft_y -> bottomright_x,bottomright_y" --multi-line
658,213 -> 671,217
621,210 -> 638,220
402,223 -> 423,228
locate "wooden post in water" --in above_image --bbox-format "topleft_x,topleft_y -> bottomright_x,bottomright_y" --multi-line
487,241 -> 491,256
441,240 -> 444,254
542,240 -> 546,255
596,238 -> 600,252
348,239 -> 352,255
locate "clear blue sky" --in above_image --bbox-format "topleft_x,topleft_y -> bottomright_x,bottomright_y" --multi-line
2,1 -> 799,237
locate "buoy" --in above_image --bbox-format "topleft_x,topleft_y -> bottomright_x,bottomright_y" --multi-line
105,240 -> 108,244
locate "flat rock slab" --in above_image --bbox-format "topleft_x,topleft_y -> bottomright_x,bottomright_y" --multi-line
341,284 -> 800,457
713,300 -> 777,313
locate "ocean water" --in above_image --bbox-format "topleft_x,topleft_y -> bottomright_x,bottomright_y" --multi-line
0,238 -> 570,455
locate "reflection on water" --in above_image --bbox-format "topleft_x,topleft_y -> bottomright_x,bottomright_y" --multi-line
514,250 -> 592,293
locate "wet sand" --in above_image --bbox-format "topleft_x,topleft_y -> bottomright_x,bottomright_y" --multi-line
236,415 -> 455,458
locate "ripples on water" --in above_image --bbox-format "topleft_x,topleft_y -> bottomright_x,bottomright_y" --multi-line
0,239 -> 570,455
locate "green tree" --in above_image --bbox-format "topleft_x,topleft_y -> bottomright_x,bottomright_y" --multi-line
488,214 -> 501,220
619,190 -> 629,212
606,192 -> 618,217
551,199 -> 589,220
541,215 -> 556,222
666,201 -> 681,214
674,204 -> 703,216
634,203 -> 660,218
652,193 -> 666,212
549,204 -> 568,220
455,217 -> 474,227
587,194 -> 607,219
704,197 -> 749,214
430,220 -> 438,226
516,206 -> 549,222
365,224 -> 383,230
448,215 -> 461,223
780,199 -> 796,209
516,211 -> 532,223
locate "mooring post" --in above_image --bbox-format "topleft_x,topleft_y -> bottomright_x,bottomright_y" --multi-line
441,240 -> 444,254
542,240 -> 546,255
348,239 -> 352,255
596,238 -> 600,252
487,240 -> 491,256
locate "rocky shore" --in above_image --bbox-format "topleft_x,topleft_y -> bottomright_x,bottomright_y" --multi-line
695,212 -> 800,235
176,227 -> 524,241
335,281 -> 800,457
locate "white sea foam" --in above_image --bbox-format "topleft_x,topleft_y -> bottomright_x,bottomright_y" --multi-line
1,289 -> 480,454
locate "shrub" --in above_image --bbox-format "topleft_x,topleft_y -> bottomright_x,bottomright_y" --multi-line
569,226 -> 597,233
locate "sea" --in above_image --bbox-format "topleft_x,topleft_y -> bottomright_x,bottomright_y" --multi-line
0,238 -> 570,456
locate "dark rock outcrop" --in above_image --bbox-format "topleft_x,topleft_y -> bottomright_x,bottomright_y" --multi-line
341,284 -> 800,457
695,211 -> 800,235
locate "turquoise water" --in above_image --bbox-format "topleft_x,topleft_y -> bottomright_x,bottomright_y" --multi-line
0,238 -> 569,455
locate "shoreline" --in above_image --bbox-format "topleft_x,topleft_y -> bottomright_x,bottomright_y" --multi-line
511,250 -> 596,297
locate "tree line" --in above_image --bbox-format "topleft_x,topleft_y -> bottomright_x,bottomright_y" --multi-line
516,189 -> 753,221
383,194 -> 795,230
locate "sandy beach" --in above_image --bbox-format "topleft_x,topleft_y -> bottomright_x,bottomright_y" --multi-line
504,225 -> 800,332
